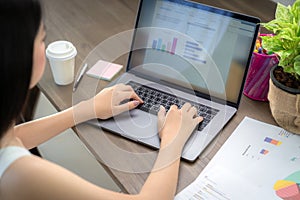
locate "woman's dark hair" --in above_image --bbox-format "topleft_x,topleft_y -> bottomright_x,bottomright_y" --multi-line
0,0 -> 42,138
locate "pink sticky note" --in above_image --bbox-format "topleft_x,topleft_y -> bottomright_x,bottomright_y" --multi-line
86,60 -> 123,81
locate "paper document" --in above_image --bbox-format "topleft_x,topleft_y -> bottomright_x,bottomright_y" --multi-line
86,60 -> 123,81
175,117 -> 300,200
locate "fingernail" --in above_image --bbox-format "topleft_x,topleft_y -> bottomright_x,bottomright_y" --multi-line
133,100 -> 140,106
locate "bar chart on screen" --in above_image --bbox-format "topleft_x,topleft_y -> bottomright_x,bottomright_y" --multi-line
149,35 -> 208,65
151,37 -> 178,54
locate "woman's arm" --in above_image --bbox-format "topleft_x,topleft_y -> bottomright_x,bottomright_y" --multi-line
2,104 -> 202,200
138,104 -> 202,199
14,84 -> 143,149
14,106 -> 76,149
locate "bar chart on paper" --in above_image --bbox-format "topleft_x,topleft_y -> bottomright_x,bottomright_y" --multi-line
175,117 -> 300,200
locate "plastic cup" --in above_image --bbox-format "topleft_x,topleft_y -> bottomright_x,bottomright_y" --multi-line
46,40 -> 77,85
243,52 -> 279,101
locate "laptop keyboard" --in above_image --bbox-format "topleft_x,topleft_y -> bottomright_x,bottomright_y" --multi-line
126,81 -> 219,131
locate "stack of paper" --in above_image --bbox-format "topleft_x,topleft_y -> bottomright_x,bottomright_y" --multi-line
175,117 -> 300,200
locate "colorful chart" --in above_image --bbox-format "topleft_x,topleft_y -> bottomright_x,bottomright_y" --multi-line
264,137 -> 282,146
274,171 -> 300,200
152,37 -> 177,54
260,149 -> 269,155
175,117 -> 300,200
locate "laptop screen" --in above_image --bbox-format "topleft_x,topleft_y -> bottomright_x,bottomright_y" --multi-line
127,0 -> 260,106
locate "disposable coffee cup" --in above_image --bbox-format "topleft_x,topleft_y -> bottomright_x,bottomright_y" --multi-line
46,40 -> 77,85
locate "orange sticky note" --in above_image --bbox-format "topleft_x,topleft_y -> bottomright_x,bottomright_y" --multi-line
86,60 -> 123,81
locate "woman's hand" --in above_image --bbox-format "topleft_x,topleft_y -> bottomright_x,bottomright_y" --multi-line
157,103 -> 203,150
89,84 -> 143,120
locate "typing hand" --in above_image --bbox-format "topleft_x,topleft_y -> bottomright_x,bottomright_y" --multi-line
157,103 -> 203,150
92,84 -> 143,120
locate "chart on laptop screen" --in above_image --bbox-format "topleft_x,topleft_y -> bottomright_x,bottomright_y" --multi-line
150,35 -> 207,64
145,0 -> 232,93
132,0 -> 258,102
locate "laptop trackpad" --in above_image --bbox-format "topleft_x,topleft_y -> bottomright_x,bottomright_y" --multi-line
102,109 -> 158,140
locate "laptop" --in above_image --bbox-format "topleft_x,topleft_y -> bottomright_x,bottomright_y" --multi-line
90,0 -> 260,162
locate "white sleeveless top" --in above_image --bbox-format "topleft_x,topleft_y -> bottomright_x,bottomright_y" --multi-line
0,146 -> 31,178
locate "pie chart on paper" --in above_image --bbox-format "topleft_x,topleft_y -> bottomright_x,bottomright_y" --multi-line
274,171 -> 300,200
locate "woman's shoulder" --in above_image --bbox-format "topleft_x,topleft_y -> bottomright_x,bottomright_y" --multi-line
0,149 -> 119,200
0,150 -> 57,199
0,146 -> 31,178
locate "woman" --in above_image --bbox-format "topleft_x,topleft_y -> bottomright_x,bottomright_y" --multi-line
0,0 -> 202,199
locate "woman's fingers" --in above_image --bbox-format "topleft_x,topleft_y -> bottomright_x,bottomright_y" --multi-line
157,106 -> 166,133
115,87 -> 143,104
130,91 -> 144,103
181,103 -> 199,118
115,100 -> 140,115
181,102 -> 191,111
189,106 -> 198,117
114,85 -> 202,130
194,116 -> 203,124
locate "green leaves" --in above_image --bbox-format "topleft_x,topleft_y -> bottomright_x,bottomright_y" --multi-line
261,0 -> 300,80
275,3 -> 293,23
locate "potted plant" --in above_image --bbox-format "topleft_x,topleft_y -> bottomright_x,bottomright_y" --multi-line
261,0 -> 300,134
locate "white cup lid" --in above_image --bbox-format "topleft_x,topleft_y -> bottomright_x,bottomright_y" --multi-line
46,40 -> 77,61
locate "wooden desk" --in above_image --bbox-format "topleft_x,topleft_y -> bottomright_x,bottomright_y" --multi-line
39,0 -> 277,194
